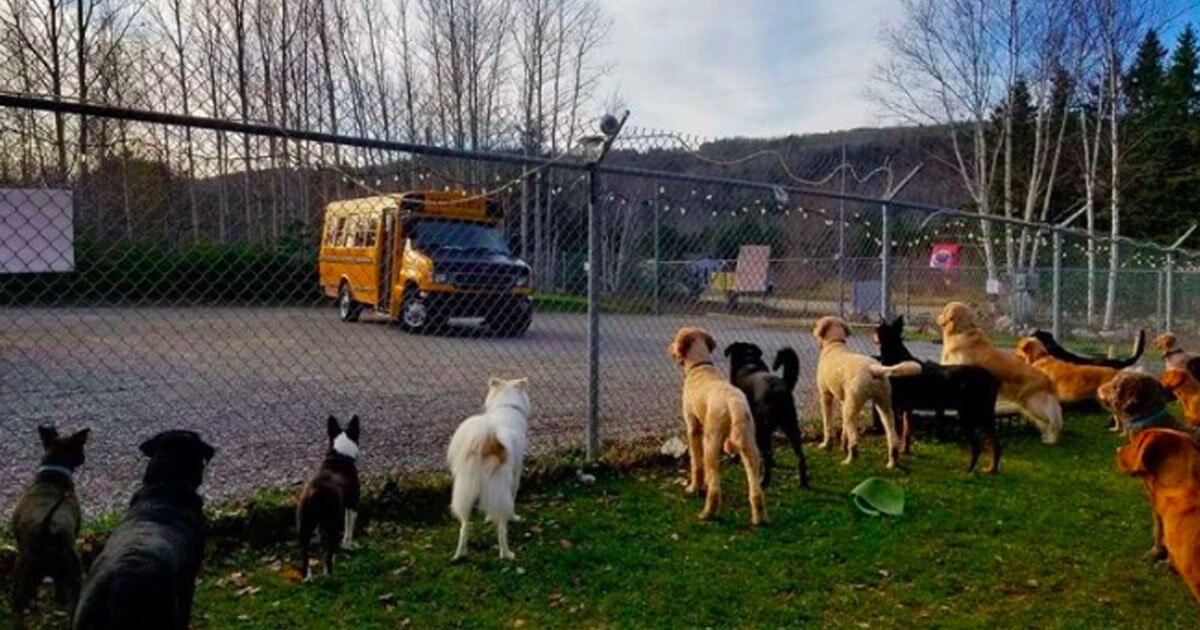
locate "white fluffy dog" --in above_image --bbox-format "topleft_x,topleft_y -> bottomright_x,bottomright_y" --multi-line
447,377 -> 530,561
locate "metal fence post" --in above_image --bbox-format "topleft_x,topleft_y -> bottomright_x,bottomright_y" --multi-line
653,191 -> 661,316
838,144 -> 847,319
1166,252 -> 1175,332
880,203 -> 891,321
583,111 -> 627,464
1052,230 -> 1062,339
587,164 -> 601,461
1165,224 -> 1197,333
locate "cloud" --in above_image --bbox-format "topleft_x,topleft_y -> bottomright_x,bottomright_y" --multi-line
597,0 -> 904,138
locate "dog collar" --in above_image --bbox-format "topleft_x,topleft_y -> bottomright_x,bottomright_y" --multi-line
493,403 -> 528,415
1165,348 -> 1185,358
687,361 -> 714,371
1128,408 -> 1171,431
37,465 -> 74,479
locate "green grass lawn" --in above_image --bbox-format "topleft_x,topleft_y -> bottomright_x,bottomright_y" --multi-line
5,412 -> 1196,628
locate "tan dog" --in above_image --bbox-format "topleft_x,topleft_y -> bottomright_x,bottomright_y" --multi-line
812,316 -> 920,468
1117,429 -> 1200,604
668,327 -> 767,526
1015,337 -> 1119,404
938,302 -> 1063,443
1154,332 -> 1194,371
1161,369 -> 1200,426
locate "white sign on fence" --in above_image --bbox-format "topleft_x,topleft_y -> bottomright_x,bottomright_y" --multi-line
0,188 -> 74,273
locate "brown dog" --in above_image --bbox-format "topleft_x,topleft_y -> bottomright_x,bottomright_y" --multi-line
669,327 -> 767,526
812,316 -> 920,468
1161,369 -> 1200,426
10,426 -> 89,628
1117,429 -> 1200,603
1099,371 -> 1179,435
938,302 -> 1063,443
1015,337 -> 1119,404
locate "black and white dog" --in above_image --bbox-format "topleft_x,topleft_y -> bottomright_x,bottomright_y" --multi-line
297,415 -> 361,580
724,342 -> 809,489
74,430 -> 215,629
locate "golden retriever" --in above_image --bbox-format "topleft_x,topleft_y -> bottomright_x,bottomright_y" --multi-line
1015,337 -> 1119,404
938,302 -> 1063,443
668,327 -> 767,526
1161,368 -> 1200,427
1117,428 -> 1200,604
812,316 -> 920,468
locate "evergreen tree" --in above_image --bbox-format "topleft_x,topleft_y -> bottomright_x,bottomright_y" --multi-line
1126,29 -> 1167,118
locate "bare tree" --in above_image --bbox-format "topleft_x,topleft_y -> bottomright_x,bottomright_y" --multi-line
873,0 -> 1006,285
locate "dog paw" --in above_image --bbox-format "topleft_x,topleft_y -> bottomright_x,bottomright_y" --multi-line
340,541 -> 357,551
510,514 -> 523,523
451,552 -> 467,564
1144,546 -> 1169,562
697,509 -> 715,521
817,440 -> 832,451
499,550 -> 516,561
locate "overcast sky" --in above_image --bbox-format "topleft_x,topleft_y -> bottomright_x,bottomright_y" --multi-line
597,0 -> 904,139
597,0 -> 1199,140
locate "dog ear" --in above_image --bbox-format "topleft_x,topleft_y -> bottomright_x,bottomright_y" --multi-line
894,315 -> 905,328
1160,370 -> 1187,391
488,376 -> 504,389
65,428 -> 90,447
38,425 -> 59,446
195,438 -> 216,464
345,415 -> 361,443
700,331 -> 716,353
139,434 -> 162,457
1126,431 -> 1182,476
511,377 -> 529,389
723,344 -> 735,358
327,415 -> 341,441
812,318 -> 830,341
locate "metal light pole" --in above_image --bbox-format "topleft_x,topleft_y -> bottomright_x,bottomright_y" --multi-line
582,111 -> 628,463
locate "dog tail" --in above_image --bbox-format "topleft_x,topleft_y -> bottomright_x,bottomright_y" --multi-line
37,492 -> 69,540
772,347 -> 800,390
449,427 -> 513,523
1026,390 -> 1063,444
869,361 -> 921,378
1121,329 -> 1147,368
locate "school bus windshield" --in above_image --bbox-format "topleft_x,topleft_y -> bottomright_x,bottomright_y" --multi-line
409,219 -> 510,255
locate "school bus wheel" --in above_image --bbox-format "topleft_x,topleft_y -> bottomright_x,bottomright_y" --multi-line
337,282 -> 362,323
399,285 -> 444,333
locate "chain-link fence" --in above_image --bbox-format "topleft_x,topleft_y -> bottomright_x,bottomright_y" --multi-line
3,89 -> 1199,518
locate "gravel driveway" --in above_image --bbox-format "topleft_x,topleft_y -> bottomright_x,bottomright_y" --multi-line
1,305 -> 940,516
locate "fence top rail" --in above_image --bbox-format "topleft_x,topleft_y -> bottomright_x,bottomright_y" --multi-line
1,92 -> 1195,259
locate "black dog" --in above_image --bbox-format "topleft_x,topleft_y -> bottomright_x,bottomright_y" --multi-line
1032,328 -> 1145,370
11,426 -> 89,628
724,342 -> 809,488
297,415 -> 361,580
73,430 -> 215,630
875,317 -> 1003,473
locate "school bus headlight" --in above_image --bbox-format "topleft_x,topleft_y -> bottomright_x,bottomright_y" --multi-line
433,271 -> 452,285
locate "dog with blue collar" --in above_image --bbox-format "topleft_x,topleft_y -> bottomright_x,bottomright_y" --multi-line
10,425 -> 90,627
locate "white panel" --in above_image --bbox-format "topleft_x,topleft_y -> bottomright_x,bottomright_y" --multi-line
0,188 -> 75,273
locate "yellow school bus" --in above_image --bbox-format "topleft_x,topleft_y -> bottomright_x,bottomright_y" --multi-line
318,191 -> 533,335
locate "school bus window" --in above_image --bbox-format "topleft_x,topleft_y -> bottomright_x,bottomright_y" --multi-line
340,216 -> 358,248
354,216 -> 372,247
324,219 -> 337,247
329,216 -> 348,248
364,217 -> 379,248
